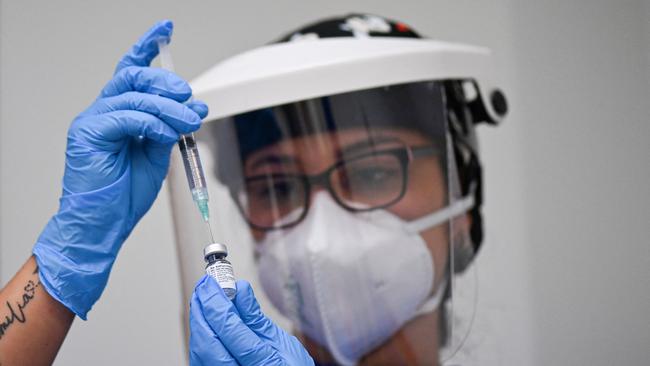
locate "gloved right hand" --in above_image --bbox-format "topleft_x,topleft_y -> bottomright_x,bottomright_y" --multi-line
190,276 -> 315,366
32,20 -> 207,320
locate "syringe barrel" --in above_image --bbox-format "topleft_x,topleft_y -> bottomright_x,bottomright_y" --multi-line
178,133 -> 208,192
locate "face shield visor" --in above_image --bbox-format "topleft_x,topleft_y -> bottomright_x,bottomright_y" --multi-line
169,80 -> 480,365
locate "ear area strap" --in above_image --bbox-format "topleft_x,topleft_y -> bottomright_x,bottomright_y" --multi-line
405,192 -> 475,234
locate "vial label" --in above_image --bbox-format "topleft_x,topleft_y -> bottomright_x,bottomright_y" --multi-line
206,262 -> 236,299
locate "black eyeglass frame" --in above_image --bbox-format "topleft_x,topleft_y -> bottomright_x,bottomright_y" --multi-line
232,144 -> 439,231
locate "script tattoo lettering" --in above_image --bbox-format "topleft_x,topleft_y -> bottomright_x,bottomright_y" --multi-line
0,266 -> 40,340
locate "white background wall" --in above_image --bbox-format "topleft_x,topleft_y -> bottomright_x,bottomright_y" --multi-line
512,1 -> 650,364
1,1 -> 648,365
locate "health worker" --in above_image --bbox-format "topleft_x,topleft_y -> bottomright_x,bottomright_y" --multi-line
179,14 -> 507,366
0,14 -> 507,366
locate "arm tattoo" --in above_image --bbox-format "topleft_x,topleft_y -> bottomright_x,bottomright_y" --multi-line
0,265 -> 41,340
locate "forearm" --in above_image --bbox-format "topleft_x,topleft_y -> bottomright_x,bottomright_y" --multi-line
0,256 -> 74,365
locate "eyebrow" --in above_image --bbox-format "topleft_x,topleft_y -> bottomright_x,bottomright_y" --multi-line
340,135 -> 403,157
248,154 -> 298,171
247,135 -> 402,171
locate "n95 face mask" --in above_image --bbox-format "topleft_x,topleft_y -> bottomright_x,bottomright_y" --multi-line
256,193 -> 470,365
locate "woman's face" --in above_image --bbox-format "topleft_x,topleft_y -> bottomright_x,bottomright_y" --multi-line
240,126 -> 452,364
243,126 -> 449,296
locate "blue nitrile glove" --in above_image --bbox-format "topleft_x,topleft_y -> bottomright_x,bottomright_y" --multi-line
190,276 -> 315,366
32,20 -> 208,320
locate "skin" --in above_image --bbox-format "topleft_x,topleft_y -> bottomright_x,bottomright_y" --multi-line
0,256 -> 75,366
245,127 -> 459,365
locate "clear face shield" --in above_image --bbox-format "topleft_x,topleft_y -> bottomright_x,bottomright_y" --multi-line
169,80 -> 479,365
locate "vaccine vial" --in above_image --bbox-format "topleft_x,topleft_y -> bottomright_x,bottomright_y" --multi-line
204,243 -> 237,300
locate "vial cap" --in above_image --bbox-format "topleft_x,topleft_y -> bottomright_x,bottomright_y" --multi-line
204,242 -> 228,259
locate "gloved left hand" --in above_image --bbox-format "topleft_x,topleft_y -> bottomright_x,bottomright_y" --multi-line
32,20 -> 207,319
190,276 -> 315,366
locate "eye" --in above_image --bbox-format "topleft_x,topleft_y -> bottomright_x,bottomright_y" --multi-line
246,177 -> 300,204
270,180 -> 297,199
348,165 -> 399,187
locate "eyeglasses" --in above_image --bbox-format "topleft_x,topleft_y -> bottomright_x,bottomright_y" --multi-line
234,144 -> 439,231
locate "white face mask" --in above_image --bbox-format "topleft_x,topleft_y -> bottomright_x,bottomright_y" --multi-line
257,193 -> 474,366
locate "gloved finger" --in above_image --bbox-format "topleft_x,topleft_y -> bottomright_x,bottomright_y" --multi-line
143,138 -> 175,169
233,280 -> 285,342
115,20 -> 173,74
233,280 -> 315,365
195,276 -> 284,366
100,66 -> 192,102
70,110 -> 179,147
186,99 -> 209,120
88,92 -> 201,135
189,291 -> 238,366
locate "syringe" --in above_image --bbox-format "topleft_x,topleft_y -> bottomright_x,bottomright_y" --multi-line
157,38 -> 215,242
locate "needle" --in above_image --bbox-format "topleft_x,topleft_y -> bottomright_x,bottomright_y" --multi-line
206,221 -> 215,243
